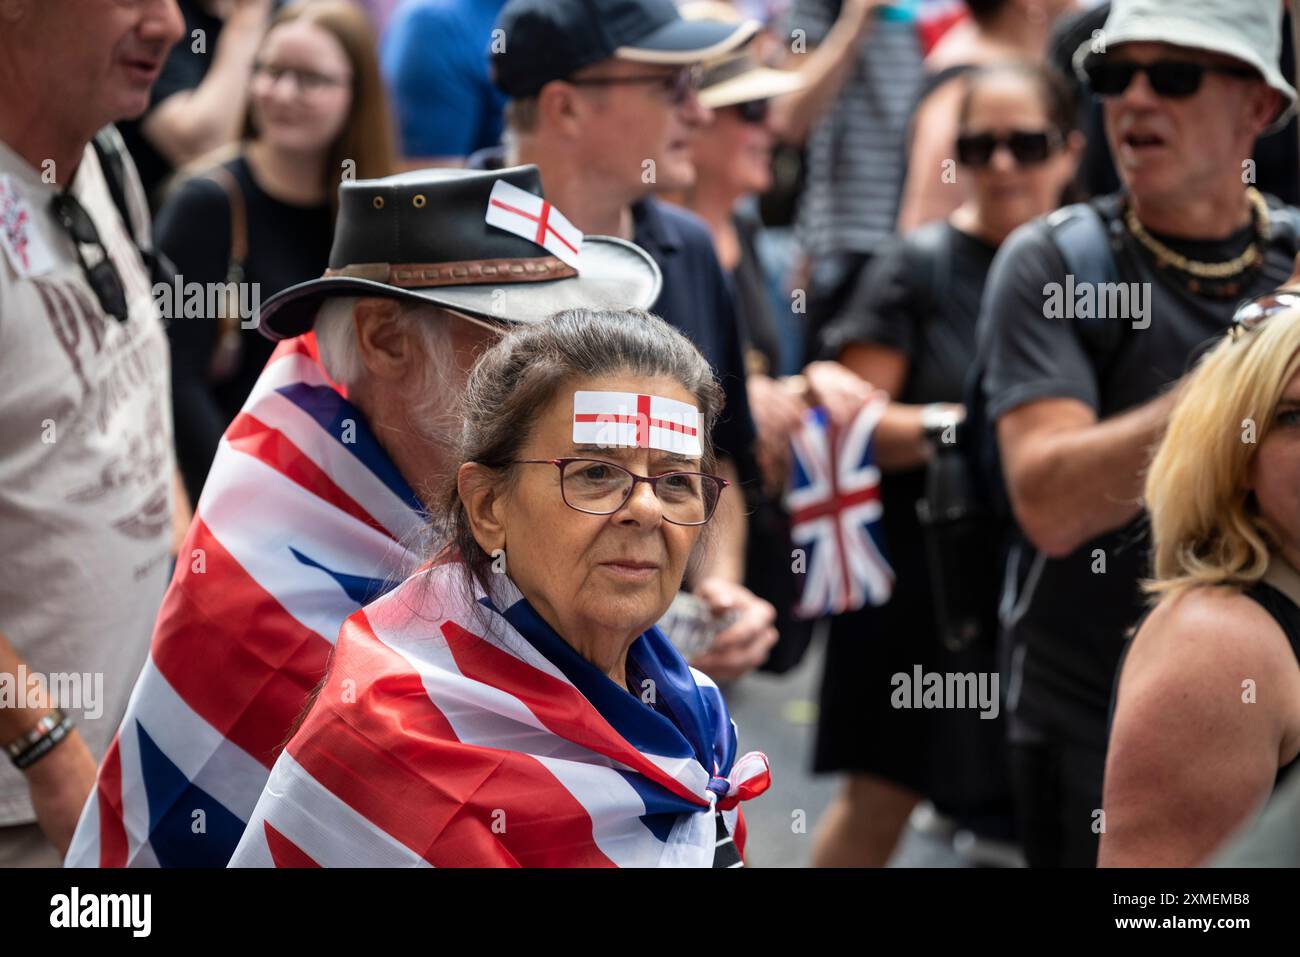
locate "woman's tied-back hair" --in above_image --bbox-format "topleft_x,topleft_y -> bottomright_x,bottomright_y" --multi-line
437,307 -> 726,600
1144,306 -> 1300,600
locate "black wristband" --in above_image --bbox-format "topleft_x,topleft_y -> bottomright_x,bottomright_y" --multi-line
10,713 -> 74,770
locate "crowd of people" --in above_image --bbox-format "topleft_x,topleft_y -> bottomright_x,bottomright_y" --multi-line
1,0 -> 1299,869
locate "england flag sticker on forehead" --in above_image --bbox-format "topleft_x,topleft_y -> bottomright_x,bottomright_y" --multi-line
573,391 -> 702,457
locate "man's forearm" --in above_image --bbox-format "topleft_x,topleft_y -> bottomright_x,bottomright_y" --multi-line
144,5 -> 268,166
771,4 -> 876,145
1003,391 -> 1178,556
0,632 -> 53,742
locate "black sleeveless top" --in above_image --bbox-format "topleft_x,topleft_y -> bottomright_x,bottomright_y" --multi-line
1110,580 -> 1300,786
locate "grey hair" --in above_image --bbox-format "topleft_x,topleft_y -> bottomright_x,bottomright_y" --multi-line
314,295 -> 454,393
436,307 -> 725,602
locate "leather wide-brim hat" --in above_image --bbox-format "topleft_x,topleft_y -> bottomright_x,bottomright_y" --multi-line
1072,0 -> 1298,132
257,164 -> 662,341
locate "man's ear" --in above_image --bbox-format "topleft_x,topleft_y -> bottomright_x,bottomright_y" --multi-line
537,80 -> 587,138
353,298 -> 414,382
457,462 -> 508,554
1246,86 -> 1284,136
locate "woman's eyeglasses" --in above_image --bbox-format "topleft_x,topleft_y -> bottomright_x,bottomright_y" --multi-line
48,192 -> 128,323
511,458 -> 728,527
567,65 -> 703,106
252,62 -> 351,95
1081,58 -> 1257,99
1229,290 -> 1300,340
730,98 -> 770,125
955,129 -> 1061,168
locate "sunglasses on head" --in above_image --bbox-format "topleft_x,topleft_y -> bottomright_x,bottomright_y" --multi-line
955,129 -> 1060,168
1229,289 -> 1300,340
1081,57 -> 1258,99
728,98 -> 770,124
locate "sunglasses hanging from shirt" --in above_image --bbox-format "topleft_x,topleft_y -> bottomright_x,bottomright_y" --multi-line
955,129 -> 1062,168
49,191 -> 129,324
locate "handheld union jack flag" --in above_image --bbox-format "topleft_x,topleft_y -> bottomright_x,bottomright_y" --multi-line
784,400 -> 894,619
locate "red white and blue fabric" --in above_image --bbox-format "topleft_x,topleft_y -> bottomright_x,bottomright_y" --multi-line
64,335 -> 425,868
228,560 -> 772,867
785,400 -> 894,619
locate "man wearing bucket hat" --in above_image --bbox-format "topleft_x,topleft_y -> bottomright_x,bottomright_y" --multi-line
976,0 -> 1300,867
64,164 -> 662,868
484,0 -> 782,683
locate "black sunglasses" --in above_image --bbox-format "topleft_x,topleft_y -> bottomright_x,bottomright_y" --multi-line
955,129 -> 1060,168
49,192 -> 128,323
1082,58 -> 1258,99
567,65 -> 703,106
730,98 -> 770,125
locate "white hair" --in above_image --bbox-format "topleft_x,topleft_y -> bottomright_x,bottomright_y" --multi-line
313,296 -> 461,457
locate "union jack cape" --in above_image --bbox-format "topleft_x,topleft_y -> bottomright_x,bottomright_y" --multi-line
785,401 -> 894,619
65,335 -> 426,867
228,560 -> 771,867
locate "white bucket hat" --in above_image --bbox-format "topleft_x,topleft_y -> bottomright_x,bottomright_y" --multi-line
1072,0 -> 1298,131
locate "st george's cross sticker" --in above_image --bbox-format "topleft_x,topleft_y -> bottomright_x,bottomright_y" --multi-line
484,179 -> 583,270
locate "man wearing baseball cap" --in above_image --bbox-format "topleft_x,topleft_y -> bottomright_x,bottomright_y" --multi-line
483,0 -> 781,683
977,0 -> 1300,866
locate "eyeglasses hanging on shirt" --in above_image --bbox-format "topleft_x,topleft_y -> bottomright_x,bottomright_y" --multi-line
49,191 -> 129,324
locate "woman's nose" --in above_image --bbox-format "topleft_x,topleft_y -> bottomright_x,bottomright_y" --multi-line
615,480 -> 663,525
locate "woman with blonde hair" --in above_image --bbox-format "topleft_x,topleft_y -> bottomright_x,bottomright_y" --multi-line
159,0 -> 396,503
1100,269 -> 1300,867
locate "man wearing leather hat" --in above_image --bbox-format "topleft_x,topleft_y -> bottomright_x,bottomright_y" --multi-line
65,164 -> 662,868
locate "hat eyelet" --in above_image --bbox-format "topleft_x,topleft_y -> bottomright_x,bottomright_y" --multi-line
372,196 -> 385,209
412,194 -> 426,208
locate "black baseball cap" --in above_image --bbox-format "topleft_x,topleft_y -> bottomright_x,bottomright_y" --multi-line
492,0 -> 759,98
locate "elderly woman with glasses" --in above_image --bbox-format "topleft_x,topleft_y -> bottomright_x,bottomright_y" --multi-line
1100,265 -> 1300,867
228,308 -> 770,868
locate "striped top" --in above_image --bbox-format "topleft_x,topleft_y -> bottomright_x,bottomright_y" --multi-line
783,2 -> 925,257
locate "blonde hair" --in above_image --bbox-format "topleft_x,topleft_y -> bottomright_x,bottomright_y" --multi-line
1144,305 -> 1300,599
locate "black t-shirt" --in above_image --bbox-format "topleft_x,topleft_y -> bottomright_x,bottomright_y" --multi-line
631,197 -> 758,467
157,154 -> 333,501
730,207 -> 782,376
119,0 -> 223,208
980,193 -> 1300,750
818,222 -> 1014,831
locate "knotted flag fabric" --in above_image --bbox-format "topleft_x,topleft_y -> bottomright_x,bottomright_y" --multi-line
785,400 -> 894,619
65,334 -> 426,868
228,560 -> 771,868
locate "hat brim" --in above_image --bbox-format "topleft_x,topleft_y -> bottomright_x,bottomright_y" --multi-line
614,18 -> 759,64
256,235 -> 663,342
698,66 -> 805,109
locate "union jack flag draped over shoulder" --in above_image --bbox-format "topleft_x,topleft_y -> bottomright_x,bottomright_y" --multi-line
785,400 -> 894,619
65,335 -> 426,868
228,560 -> 771,867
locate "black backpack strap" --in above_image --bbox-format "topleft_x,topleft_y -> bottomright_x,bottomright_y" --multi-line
90,124 -> 175,286
1266,200 -> 1300,251
1044,198 -> 1131,385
